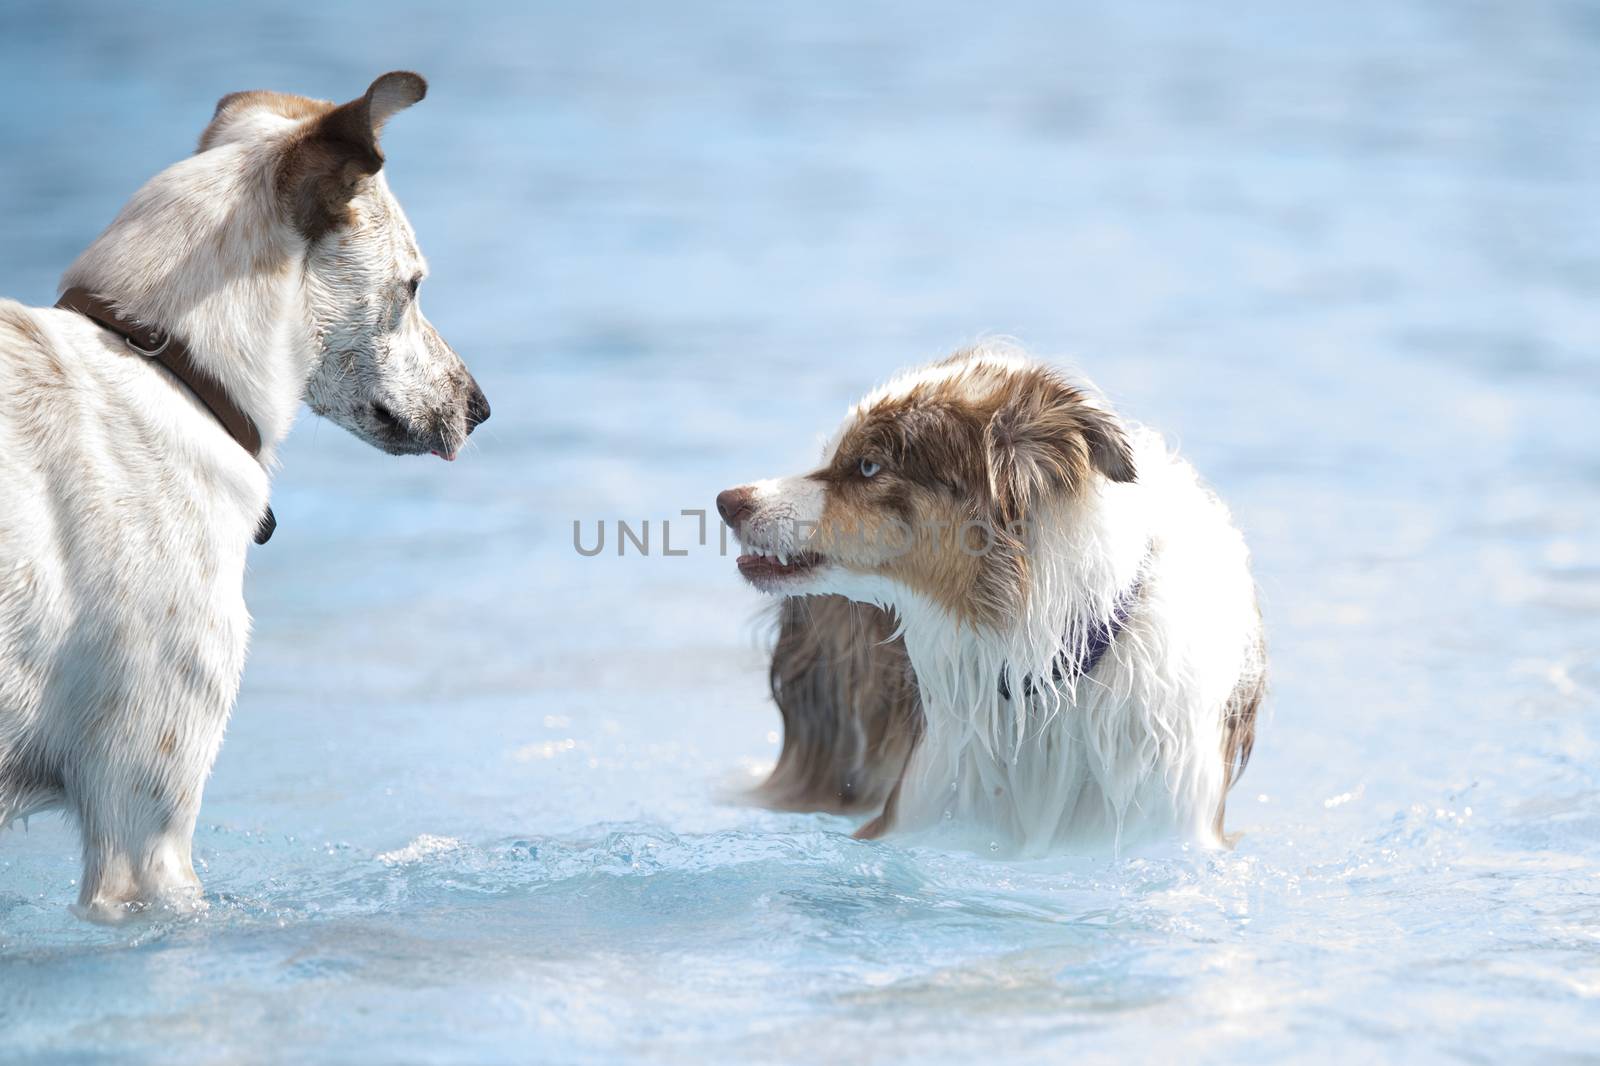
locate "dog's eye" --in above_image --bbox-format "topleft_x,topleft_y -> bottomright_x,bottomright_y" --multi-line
406,275 -> 422,300
859,458 -> 882,479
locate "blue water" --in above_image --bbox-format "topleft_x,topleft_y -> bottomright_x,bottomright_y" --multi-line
2,1 -> 1599,1061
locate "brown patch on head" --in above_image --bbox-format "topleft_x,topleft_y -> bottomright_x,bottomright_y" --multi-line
278,71 -> 427,241
979,359 -> 1136,519
809,350 -> 1137,624
198,90 -> 336,152
199,72 -> 428,241
157,730 -> 178,757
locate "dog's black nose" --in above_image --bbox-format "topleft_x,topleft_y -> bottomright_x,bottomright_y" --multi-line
717,487 -> 755,529
465,378 -> 490,433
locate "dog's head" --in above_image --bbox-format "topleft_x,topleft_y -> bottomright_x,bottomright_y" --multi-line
717,348 -> 1136,624
200,73 -> 488,459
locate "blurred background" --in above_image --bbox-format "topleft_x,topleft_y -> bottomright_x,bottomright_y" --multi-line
0,2 -> 1597,1062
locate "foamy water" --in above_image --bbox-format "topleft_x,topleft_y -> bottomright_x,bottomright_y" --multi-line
2,2 -> 1598,1061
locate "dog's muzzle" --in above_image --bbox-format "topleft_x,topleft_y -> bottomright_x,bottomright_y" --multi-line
465,376 -> 490,432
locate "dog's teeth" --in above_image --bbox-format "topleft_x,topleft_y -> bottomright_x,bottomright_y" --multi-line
778,552 -> 788,566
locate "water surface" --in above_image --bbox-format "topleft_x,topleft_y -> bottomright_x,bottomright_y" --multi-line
1,2 -> 1598,1061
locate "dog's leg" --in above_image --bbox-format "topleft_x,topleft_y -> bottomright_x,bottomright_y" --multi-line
756,596 -> 923,814
852,754 -> 914,840
66,712 -> 218,920
74,790 -> 204,920
1213,629 -> 1267,844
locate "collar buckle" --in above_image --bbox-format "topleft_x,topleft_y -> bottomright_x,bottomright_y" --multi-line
125,333 -> 171,359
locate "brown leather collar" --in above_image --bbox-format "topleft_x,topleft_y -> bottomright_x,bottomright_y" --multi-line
55,287 -> 276,545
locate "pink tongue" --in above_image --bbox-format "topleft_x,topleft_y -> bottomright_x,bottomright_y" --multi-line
431,450 -> 456,462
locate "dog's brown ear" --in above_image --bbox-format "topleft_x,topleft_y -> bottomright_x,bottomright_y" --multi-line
983,368 -> 1135,527
971,368 -> 1134,618
280,72 -> 427,240
1083,407 -> 1137,484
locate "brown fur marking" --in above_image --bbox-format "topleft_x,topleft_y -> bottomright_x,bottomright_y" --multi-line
757,596 -> 921,815
198,74 -> 427,242
1214,625 -> 1267,839
199,90 -> 336,153
807,351 -> 1136,625
748,351 -> 1263,845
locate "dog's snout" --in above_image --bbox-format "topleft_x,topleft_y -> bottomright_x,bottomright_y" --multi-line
717,487 -> 756,530
464,378 -> 490,434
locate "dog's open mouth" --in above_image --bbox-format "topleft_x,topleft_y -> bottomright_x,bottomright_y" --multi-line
736,550 -> 824,584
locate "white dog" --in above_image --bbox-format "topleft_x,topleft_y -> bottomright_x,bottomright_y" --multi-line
718,347 -> 1264,856
0,72 -> 488,917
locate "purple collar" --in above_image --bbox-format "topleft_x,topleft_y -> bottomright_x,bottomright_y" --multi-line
998,572 -> 1144,702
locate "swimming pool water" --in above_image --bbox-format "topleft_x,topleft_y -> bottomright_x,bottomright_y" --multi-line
1,2 -> 1598,1061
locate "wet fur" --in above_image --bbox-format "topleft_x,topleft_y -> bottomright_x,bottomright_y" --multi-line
731,346 -> 1265,854
765,601 -> 1265,840
758,597 -> 920,814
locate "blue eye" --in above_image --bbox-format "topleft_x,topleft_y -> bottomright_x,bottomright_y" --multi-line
859,458 -> 881,478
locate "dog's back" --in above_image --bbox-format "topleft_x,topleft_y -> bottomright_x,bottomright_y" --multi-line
0,299 -> 90,825
0,299 -> 258,838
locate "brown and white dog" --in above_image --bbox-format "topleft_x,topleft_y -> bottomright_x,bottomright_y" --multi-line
0,73 -> 487,917
718,346 -> 1264,856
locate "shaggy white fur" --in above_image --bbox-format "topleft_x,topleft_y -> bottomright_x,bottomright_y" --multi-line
728,350 -> 1265,856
